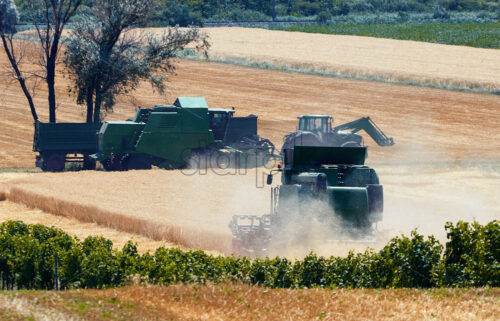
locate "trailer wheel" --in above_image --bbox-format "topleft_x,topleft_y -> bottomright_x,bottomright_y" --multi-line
44,153 -> 66,172
126,156 -> 152,170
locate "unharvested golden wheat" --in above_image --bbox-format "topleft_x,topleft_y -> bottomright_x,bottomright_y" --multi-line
155,27 -> 500,91
6,185 -> 230,253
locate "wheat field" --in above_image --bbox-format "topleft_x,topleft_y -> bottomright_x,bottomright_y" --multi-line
1,58 -> 499,168
2,169 -> 271,253
186,27 -> 500,91
0,27 -> 499,320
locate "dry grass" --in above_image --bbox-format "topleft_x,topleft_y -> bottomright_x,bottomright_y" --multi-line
182,27 -> 500,91
0,291 -> 75,321
4,284 -> 499,321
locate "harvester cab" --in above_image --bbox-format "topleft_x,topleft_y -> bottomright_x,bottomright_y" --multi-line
297,115 -> 332,136
207,108 -> 276,157
208,109 -> 234,141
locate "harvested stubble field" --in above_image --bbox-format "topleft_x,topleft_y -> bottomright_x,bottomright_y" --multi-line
0,284 -> 498,321
1,54 -> 500,168
2,169 -> 269,253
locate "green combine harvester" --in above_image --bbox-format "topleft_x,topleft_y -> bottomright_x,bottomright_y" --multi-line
230,115 -> 394,256
33,97 -> 274,171
94,97 -> 275,170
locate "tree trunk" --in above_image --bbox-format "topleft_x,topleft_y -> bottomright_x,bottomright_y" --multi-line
1,35 -> 38,121
93,90 -> 102,123
47,34 -> 61,123
272,0 -> 276,21
86,91 -> 93,123
47,57 -> 57,123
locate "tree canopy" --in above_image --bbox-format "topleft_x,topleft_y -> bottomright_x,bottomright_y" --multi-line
0,0 -> 17,34
63,0 -> 210,123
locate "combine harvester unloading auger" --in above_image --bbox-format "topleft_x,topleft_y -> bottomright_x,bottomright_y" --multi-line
230,115 -> 394,256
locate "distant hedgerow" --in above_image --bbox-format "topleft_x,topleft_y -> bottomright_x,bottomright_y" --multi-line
281,22 -> 500,49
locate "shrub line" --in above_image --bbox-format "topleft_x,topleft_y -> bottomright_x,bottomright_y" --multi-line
0,220 -> 498,290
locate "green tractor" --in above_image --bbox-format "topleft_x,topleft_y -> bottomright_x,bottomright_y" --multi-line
94,97 -> 275,170
282,115 -> 394,154
229,145 -> 386,256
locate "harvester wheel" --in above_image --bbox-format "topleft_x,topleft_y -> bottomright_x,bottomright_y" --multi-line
101,159 -> 114,171
83,155 -> 96,170
43,153 -> 66,172
231,238 -> 243,254
126,156 -> 152,170
101,156 -> 124,171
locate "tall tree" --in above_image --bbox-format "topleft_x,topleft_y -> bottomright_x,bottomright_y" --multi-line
63,0 -> 210,123
29,0 -> 82,123
1,0 -> 82,123
0,0 -> 38,121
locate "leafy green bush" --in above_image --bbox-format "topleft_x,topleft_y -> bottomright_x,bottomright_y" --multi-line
12,0 -> 497,27
444,221 -> 499,286
0,220 -> 498,290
